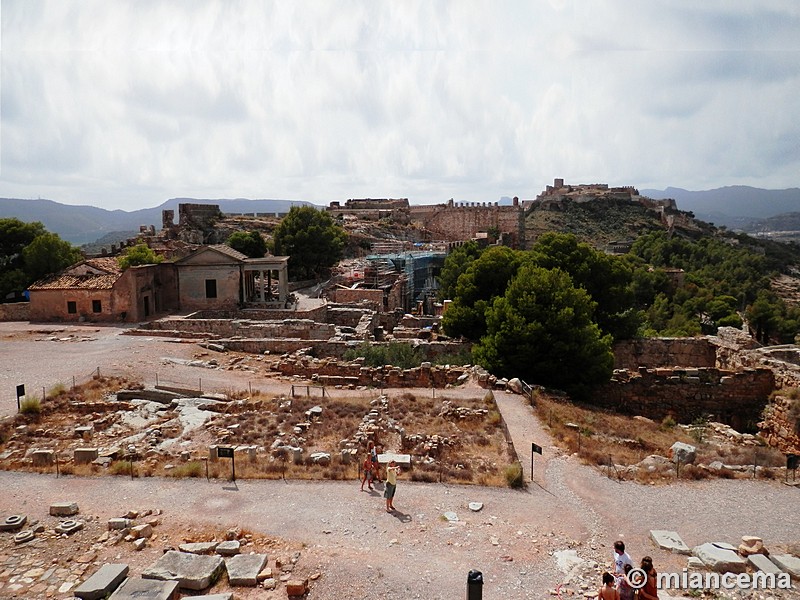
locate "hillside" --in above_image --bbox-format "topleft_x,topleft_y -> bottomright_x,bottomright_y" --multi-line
0,197 -> 314,245
642,186 -> 800,229
524,197 -> 712,249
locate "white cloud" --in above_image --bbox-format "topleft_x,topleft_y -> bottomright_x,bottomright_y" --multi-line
1,0 -> 798,210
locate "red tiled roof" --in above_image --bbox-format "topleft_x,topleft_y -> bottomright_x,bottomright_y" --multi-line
29,257 -> 124,291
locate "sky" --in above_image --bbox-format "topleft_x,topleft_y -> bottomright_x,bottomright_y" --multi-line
1,1 -> 799,212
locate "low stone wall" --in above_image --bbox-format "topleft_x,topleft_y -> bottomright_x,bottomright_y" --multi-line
0,302 -> 30,322
144,318 -> 336,340
613,337 -> 717,370
594,367 -> 775,431
223,338 -> 471,360
276,357 -> 469,388
191,306 -> 329,322
759,394 -> 800,453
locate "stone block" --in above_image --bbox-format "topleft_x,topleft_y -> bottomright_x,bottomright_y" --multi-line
108,518 -> 132,531
108,578 -> 179,600
748,554 -> 784,575
216,540 -> 241,556
179,541 -> 218,554
142,550 -> 225,591
693,542 -> 747,573
73,563 -> 129,600
131,523 -> 153,539
50,502 -> 79,516
225,553 -> 268,586
0,514 -> 27,531
31,449 -> 55,466
650,530 -> 691,555
771,554 -> 800,579
74,448 -> 99,465
286,579 -> 308,596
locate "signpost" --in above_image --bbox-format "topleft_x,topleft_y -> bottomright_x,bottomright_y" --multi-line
787,454 -> 798,484
16,384 -> 25,411
217,446 -> 235,481
531,442 -> 543,481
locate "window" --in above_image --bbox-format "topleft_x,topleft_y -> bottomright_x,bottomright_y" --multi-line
205,279 -> 217,299
67,301 -> 77,314
92,300 -> 102,313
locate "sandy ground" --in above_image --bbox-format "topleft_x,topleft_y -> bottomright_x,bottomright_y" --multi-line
1,321 -> 799,599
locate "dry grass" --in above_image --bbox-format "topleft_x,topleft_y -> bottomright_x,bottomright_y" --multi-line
534,392 -> 787,483
0,377 -> 515,487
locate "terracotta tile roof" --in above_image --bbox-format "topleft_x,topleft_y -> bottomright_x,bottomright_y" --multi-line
208,244 -> 249,261
29,257 -> 124,291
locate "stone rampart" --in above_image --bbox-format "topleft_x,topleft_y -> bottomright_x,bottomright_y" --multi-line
0,302 -> 30,322
415,204 -> 525,248
595,367 -> 774,431
613,337 -> 717,369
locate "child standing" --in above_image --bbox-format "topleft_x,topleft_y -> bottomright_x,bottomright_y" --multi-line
360,454 -> 374,491
598,572 -> 620,600
618,564 -> 634,600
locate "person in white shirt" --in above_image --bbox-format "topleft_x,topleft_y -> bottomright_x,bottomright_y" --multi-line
612,540 -> 633,581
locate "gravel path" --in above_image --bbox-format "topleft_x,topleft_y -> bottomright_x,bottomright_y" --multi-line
1,322 -> 799,599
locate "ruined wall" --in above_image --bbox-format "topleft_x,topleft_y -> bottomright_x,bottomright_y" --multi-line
0,302 -> 30,322
412,204 -> 525,248
613,338 -> 717,369
330,288 -> 384,309
759,395 -> 800,453
143,318 -> 336,340
219,338 -> 471,360
275,355 -> 470,388
595,367 -> 774,431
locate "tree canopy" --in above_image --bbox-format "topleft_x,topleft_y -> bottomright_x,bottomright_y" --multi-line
0,218 -> 81,300
272,206 -> 347,280
117,244 -> 164,270
474,265 -> 614,399
227,230 -> 267,258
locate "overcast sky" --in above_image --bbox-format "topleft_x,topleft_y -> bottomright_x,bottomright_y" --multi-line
1,1 -> 798,211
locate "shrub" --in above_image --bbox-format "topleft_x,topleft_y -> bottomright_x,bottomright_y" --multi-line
110,460 -> 138,477
19,396 -> 41,414
504,462 -> 524,488
47,383 -> 67,399
660,416 -> 676,430
169,461 -> 204,478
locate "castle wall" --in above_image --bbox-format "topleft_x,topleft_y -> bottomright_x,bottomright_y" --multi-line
595,367 -> 774,431
414,204 -> 525,247
613,337 -> 717,369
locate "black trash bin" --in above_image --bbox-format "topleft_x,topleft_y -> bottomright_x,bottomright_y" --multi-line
467,569 -> 483,600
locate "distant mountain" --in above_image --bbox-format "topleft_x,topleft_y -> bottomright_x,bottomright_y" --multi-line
642,186 -> 800,229
0,197 -> 316,245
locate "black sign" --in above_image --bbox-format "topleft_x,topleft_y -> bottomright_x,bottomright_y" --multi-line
531,442 -> 543,455
788,454 -> 799,470
16,384 -> 25,398
217,446 -> 234,459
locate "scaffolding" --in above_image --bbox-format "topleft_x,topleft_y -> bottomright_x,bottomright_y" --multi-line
365,251 -> 446,313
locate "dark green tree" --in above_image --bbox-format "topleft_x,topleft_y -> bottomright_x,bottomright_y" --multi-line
474,265 -> 613,399
529,232 -> 639,339
22,233 -> 83,282
117,244 -> 164,270
272,207 -> 347,280
227,230 -> 267,258
437,240 -> 482,301
441,245 -> 526,340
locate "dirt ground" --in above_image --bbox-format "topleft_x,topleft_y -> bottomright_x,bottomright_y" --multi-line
1,322 -> 799,600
